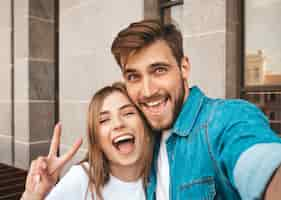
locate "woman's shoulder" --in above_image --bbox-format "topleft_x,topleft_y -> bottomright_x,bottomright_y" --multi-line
45,162 -> 90,199
67,162 -> 89,178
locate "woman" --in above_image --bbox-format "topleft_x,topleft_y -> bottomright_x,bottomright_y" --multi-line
21,82 -> 154,200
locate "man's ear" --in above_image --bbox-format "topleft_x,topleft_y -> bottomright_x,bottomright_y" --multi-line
180,56 -> 190,81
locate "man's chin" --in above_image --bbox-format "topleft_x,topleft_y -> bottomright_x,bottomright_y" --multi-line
148,118 -> 173,131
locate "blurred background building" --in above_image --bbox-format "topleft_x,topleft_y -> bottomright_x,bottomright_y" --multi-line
0,0 -> 280,173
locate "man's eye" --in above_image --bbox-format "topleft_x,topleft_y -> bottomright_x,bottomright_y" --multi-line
155,67 -> 167,74
127,74 -> 139,82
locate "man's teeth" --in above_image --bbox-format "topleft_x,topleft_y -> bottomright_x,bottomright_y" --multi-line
113,135 -> 134,143
145,99 -> 164,107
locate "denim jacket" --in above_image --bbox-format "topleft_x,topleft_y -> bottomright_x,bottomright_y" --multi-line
146,86 -> 281,200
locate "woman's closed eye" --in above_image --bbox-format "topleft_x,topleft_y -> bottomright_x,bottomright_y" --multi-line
99,117 -> 110,124
122,108 -> 137,117
124,111 -> 135,116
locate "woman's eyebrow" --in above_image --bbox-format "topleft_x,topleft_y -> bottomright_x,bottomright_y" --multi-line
119,104 -> 135,111
99,110 -> 109,116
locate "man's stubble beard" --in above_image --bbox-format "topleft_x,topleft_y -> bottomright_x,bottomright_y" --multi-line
149,79 -> 186,132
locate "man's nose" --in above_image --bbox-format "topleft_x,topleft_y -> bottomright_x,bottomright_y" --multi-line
142,77 -> 155,98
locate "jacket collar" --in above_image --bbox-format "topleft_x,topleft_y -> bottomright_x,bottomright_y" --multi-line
171,86 -> 205,137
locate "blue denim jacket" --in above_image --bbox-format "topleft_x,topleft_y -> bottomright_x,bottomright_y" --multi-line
146,86 -> 281,200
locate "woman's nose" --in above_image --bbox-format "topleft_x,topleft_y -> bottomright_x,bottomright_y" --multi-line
112,115 -> 125,131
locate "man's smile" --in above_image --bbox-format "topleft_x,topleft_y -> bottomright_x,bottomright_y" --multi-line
139,95 -> 169,116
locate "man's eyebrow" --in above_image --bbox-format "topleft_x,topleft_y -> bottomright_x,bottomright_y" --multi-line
150,62 -> 170,68
123,62 -> 170,74
123,68 -> 137,74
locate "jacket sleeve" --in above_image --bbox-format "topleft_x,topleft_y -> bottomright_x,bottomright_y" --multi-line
208,100 -> 281,199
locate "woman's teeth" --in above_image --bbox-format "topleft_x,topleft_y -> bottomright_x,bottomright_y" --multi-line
113,134 -> 134,144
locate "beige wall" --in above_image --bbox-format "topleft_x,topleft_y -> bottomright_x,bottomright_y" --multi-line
0,0 -> 12,165
59,0 -> 143,168
172,0 -> 227,98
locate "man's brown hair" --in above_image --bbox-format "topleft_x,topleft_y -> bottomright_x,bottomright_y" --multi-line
111,19 -> 184,68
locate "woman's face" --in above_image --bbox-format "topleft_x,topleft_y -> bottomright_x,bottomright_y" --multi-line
97,91 -> 147,168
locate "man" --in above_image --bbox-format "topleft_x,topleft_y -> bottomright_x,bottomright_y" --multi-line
111,20 -> 281,199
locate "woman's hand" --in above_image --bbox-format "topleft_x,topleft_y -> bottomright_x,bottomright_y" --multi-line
22,123 -> 83,199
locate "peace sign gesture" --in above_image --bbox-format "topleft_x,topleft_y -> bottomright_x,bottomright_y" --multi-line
22,123 -> 83,199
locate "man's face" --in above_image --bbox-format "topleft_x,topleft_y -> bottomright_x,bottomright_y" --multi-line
122,40 -> 190,131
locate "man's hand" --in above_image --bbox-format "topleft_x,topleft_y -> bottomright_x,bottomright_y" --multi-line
23,123 -> 83,199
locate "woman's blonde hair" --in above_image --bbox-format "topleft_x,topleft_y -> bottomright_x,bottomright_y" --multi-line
80,82 -> 154,200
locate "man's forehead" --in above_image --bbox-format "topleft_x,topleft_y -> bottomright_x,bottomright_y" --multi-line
121,40 -> 174,73
123,55 -> 158,73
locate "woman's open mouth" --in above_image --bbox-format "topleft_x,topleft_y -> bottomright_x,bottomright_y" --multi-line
112,134 -> 135,154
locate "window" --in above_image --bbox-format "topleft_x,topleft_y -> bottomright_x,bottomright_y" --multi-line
244,0 -> 281,86
241,0 -> 281,135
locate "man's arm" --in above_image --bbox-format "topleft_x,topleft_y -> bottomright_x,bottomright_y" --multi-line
209,100 -> 281,199
264,165 -> 281,200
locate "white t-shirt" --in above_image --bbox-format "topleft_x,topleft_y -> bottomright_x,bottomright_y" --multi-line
156,130 -> 171,200
46,163 -> 145,200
